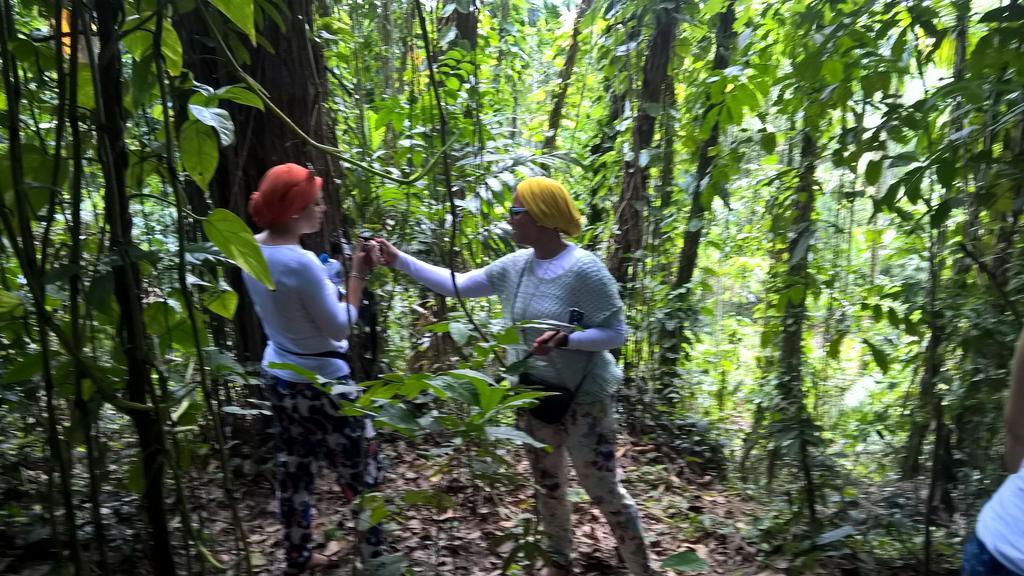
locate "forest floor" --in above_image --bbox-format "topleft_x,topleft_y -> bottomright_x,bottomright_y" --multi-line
208,434 -> 771,576
2,418 -> 955,576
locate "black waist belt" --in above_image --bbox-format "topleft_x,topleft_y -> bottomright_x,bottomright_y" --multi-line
276,346 -> 351,364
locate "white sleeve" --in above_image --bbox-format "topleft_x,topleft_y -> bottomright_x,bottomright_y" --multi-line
395,251 -> 495,298
566,319 -> 628,351
297,256 -> 359,341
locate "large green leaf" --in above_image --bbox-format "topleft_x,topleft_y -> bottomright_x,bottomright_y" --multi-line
210,0 -> 256,44
0,290 -> 25,320
202,208 -> 275,289
122,15 -> 183,76
0,351 -> 44,384
179,119 -> 219,192
215,85 -> 264,110
485,426 -> 547,448
863,338 -> 890,374
1,144 -> 69,218
188,104 -> 235,146
662,550 -> 708,573
159,20 -> 184,76
204,288 -> 239,319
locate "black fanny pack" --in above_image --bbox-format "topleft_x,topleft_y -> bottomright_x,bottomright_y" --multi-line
277,346 -> 351,364
520,371 -> 580,425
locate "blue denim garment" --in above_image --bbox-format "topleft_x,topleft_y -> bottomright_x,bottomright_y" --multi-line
964,533 -> 1024,576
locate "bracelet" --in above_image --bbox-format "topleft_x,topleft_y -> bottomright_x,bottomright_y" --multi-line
349,272 -> 369,281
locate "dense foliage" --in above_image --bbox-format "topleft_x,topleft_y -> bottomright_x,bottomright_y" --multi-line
2,0 -> 1023,573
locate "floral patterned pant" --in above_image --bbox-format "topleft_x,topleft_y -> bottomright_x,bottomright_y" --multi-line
521,397 -> 654,575
266,375 -> 385,572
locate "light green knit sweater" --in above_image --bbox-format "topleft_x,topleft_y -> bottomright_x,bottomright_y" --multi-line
485,247 -> 625,402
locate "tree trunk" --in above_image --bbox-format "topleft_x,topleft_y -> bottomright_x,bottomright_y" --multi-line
542,0 -> 594,151
94,0 -> 175,572
776,130 -> 820,527
583,81 -> 627,251
673,3 -> 735,291
658,2 -> 736,370
903,190 -> 956,522
178,0 -> 346,363
608,2 -> 680,285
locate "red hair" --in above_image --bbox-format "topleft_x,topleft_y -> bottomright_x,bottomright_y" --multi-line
247,163 -> 323,229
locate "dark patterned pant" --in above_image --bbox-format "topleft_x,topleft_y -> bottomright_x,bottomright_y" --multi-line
266,375 -> 385,572
963,533 -> 1023,576
520,397 -> 654,575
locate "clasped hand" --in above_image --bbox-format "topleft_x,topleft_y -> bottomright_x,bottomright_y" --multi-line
532,330 -> 568,356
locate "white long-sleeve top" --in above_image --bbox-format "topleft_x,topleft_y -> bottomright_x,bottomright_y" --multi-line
242,243 -> 358,380
395,243 -> 627,351
977,459 -> 1024,574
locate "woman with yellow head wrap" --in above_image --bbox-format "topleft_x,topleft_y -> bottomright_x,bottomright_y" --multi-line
370,176 -> 656,576
515,176 -> 583,236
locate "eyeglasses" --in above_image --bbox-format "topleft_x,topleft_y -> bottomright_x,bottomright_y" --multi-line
509,207 -> 528,216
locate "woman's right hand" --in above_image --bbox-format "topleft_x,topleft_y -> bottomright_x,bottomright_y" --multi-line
368,238 -> 400,268
350,240 -> 375,277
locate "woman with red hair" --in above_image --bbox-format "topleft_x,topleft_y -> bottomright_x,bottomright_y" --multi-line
242,163 -> 383,574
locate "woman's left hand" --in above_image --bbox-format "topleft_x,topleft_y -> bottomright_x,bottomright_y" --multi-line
532,330 -> 568,356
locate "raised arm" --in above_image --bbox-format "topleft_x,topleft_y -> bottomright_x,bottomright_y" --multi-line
299,253 -> 361,342
371,238 -> 495,298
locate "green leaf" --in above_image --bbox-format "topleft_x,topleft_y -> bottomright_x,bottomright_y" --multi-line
865,159 -> 882,186
202,208 -> 275,290
449,321 -> 471,345
122,15 -> 152,60
179,119 -> 219,191
159,20 -> 184,76
496,326 -> 520,346
266,362 -> 330,384
214,85 -> 264,110
936,158 -> 955,191
827,333 -> 845,359
448,369 -> 496,387
760,132 -> 777,155
505,357 -> 531,376
0,290 -> 25,320
127,458 -> 145,494
0,351 -> 44,384
402,489 -> 454,510
122,15 -> 183,76
205,288 -> 238,319
374,402 -> 420,433
485,426 -> 547,448
188,105 -> 235,146
75,63 -> 95,109
364,555 -> 407,576
863,338 -> 889,374
816,525 -> 855,545
439,25 -> 458,46
2,144 -> 69,217
210,0 -> 256,44
662,550 -> 709,573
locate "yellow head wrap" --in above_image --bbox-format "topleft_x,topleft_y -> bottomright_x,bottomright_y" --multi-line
516,177 -> 582,237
